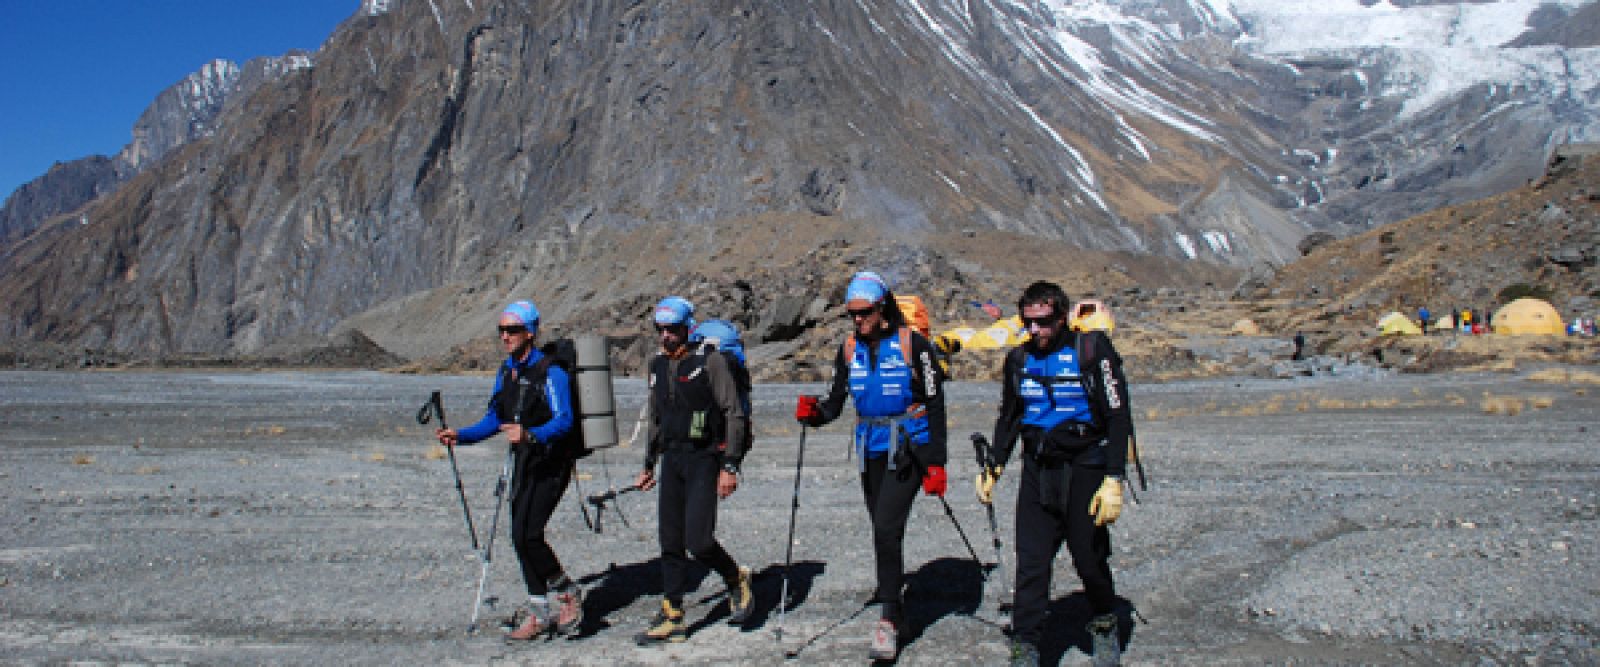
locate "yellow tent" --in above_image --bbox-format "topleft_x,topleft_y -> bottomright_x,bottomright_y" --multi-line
1492,298 -> 1565,335
1432,313 -> 1455,331
1230,318 -> 1261,335
1377,311 -> 1423,336
939,316 -> 1029,349
1070,299 -> 1115,333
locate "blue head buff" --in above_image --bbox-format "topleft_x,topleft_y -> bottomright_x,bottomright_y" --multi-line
502,300 -> 540,336
653,296 -> 696,329
844,271 -> 888,306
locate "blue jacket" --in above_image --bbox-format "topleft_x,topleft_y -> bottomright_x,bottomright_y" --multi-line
457,348 -> 574,448
811,328 -> 948,467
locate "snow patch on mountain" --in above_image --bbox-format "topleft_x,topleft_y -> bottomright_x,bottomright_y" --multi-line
1037,1 -> 1222,142
183,60 -> 240,116
1227,0 -> 1600,117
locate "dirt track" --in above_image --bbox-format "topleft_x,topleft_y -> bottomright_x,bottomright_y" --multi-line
2,368 -> 1597,665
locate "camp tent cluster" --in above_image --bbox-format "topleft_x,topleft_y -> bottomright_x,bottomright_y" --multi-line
1379,297 -> 1567,336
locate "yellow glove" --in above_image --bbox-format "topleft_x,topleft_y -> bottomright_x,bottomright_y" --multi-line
974,466 -> 1003,505
1088,477 -> 1124,526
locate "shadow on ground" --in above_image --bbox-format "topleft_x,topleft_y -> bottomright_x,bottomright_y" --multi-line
1035,592 -> 1138,666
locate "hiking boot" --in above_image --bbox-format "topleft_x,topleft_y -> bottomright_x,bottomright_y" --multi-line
726,566 -> 754,625
1009,641 -> 1040,667
553,584 -> 584,635
506,601 -> 552,641
635,599 -> 687,645
1088,613 -> 1122,667
868,619 -> 899,661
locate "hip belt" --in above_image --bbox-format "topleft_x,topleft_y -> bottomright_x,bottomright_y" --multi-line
854,404 -> 926,473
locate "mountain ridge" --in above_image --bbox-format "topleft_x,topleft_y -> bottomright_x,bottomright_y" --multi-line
1,0 -> 1595,364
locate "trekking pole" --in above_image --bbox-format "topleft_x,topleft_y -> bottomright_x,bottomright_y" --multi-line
585,484 -> 640,534
904,447 -> 984,568
933,482 -> 984,567
570,460 -> 595,531
970,433 -> 1012,612
776,424 -> 808,650
417,391 -> 478,551
468,442 -> 515,634
585,448 -> 636,533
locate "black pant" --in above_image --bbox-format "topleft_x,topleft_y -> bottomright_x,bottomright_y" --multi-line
658,445 -> 739,606
859,453 -> 922,622
1012,455 -> 1115,645
510,446 -> 572,596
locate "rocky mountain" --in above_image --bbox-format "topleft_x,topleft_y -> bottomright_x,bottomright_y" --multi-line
0,156 -> 125,245
0,55 -> 312,244
1,0 -> 1596,366
1267,144 -> 1599,329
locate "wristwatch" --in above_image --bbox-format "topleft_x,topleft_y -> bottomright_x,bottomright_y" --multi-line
721,461 -> 741,475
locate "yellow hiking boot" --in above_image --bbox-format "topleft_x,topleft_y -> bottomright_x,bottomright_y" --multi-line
726,567 -> 754,625
634,599 -> 686,645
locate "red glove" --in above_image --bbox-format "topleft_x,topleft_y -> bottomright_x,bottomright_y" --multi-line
922,465 -> 948,497
795,395 -> 822,424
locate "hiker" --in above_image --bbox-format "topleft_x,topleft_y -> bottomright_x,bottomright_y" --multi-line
976,281 -> 1133,667
434,300 -> 584,640
1417,306 -> 1431,334
1292,331 -> 1306,361
794,271 -> 949,661
633,296 -> 755,644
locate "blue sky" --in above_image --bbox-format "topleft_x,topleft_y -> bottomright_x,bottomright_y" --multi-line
0,2 -> 359,199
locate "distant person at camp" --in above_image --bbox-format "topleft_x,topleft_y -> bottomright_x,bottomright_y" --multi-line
434,300 -> 584,640
633,297 -> 754,645
1418,306 -> 1431,334
794,271 -> 949,662
1292,331 -> 1306,361
976,281 -> 1134,667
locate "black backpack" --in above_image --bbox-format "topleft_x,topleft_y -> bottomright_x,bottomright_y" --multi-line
530,338 -> 594,459
1075,330 -> 1146,493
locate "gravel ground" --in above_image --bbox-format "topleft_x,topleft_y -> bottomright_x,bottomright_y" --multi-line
1,368 -> 1597,665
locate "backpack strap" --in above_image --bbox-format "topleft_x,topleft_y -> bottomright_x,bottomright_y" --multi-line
845,327 -> 921,386
1076,330 -> 1147,495
898,327 -> 916,386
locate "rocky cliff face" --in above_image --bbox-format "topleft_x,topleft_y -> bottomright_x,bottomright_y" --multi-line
0,157 -> 125,244
1,0 -> 1596,362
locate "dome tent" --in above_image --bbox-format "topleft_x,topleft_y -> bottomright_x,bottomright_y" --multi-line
1376,311 -> 1423,336
1230,318 -> 1261,335
1492,298 -> 1564,335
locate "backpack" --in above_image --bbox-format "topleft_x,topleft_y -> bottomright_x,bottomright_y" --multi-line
531,338 -> 594,459
1075,330 -> 1146,493
688,320 -> 754,451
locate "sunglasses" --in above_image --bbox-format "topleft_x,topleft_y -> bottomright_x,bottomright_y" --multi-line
497,324 -> 528,335
655,323 -> 685,333
846,307 -> 877,319
1021,316 -> 1058,328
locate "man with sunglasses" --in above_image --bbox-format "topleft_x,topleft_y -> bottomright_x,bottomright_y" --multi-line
434,300 -> 585,641
634,296 -> 755,644
794,271 -> 948,661
978,282 -> 1133,667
